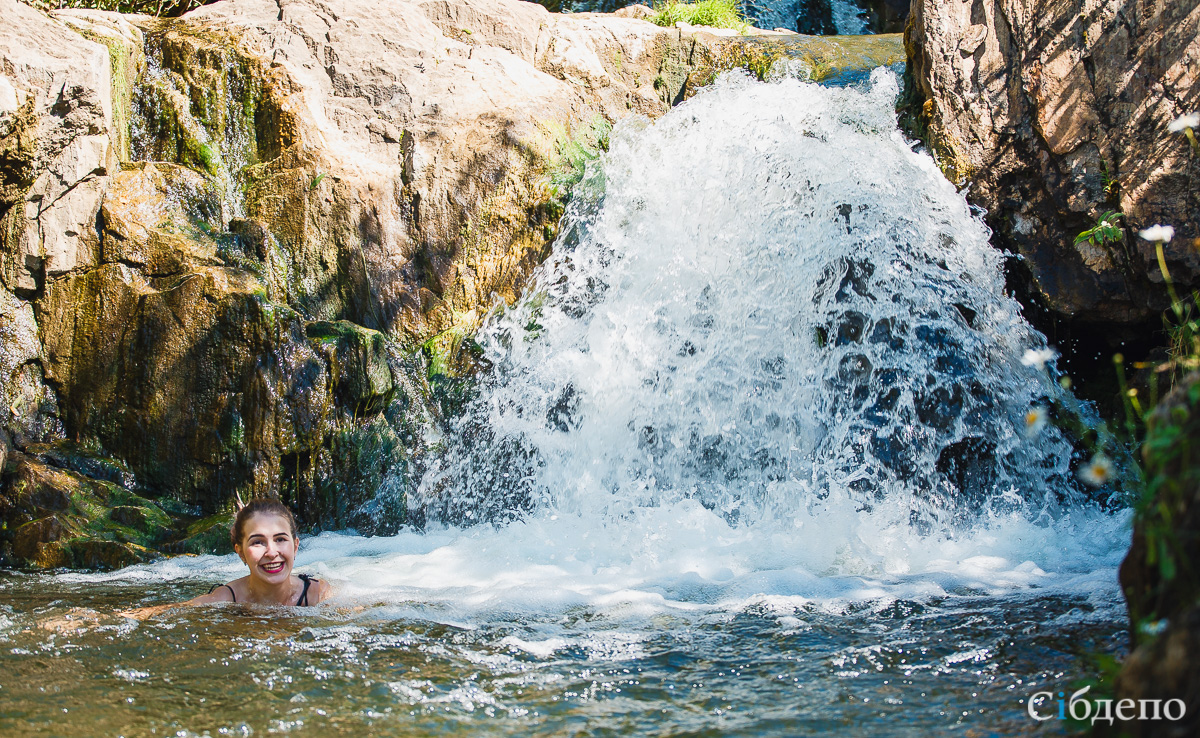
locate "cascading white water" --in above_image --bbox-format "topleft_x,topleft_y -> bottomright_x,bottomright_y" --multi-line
276,67 -> 1134,618
418,68 -> 1108,535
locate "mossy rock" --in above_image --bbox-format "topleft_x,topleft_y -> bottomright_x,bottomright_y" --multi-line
1,453 -> 185,569
165,509 -> 234,555
25,441 -> 136,491
306,320 -> 394,414
11,514 -> 78,561
70,539 -> 159,570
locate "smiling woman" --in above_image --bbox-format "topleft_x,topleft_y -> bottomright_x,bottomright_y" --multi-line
123,499 -> 331,618
194,499 -> 331,606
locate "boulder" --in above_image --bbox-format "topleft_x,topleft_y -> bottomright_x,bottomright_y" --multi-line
0,452 -> 170,569
906,0 -> 1200,330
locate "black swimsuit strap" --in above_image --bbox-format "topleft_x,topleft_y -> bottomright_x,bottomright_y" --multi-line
208,579 -> 315,605
208,583 -> 237,602
297,574 -> 315,606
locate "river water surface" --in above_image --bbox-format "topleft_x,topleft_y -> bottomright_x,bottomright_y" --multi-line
0,70 -> 1130,736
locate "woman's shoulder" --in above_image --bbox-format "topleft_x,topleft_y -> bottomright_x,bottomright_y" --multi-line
298,573 -> 332,605
191,578 -> 244,605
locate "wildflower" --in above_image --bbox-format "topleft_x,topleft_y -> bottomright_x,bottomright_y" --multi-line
1138,618 -> 1169,637
1168,112 -> 1200,133
1024,406 -> 1048,437
1078,453 -> 1115,487
1021,347 -> 1057,370
1139,224 -> 1175,243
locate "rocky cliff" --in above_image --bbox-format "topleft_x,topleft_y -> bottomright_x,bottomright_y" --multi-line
906,0 -> 1200,332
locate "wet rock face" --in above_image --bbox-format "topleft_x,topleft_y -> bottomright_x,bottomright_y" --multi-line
38,263 -> 333,508
906,0 -> 1200,330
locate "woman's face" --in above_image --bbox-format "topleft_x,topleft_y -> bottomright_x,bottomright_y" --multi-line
235,512 -> 297,586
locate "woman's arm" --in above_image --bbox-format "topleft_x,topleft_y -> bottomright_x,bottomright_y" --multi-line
119,584 -> 236,620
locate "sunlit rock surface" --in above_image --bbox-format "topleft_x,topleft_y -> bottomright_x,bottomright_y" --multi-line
906,0 -> 1200,329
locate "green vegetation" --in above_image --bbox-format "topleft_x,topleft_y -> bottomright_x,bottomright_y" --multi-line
1073,210 -> 1123,247
651,0 -> 749,32
422,327 -> 486,418
1117,226 -> 1200,604
17,0 -> 208,16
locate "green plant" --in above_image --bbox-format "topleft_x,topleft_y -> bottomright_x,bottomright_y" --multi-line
1074,210 -> 1124,247
308,171 -> 326,192
651,0 -> 749,32
1100,160 -> 1119,201
17,0 -> 208,16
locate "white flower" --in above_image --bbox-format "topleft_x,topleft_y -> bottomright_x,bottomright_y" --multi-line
1169,112 -> 1200,133
1078,453 -> 1115,487
1021,347 -> 1057,369
1024,406 -> 1048,437
1139,224 -> 1175,243
1138,618 -> 1169,637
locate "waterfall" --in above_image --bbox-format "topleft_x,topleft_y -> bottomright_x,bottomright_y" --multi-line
413,69 -> 1117,547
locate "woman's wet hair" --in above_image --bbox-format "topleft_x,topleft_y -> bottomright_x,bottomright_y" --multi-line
231,498 -> 299,549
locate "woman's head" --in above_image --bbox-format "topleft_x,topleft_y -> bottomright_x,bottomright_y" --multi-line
231,498 -> 298,549
231,498 -> 300,585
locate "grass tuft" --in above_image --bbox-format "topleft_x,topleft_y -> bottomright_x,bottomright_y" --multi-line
651,0 -> 749,33
17,0 -> 209,17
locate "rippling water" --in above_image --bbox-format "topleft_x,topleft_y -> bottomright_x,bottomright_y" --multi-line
1,71 -> 1130,735
0,541 -> 1126,736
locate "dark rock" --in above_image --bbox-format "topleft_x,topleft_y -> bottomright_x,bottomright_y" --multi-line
795,0 -> 837,36
163,509 -> 234,555
25,441 -> 136,490
906,0 -> 1200,330
12,514 -> 71,561
1111,603 -> 1200,737
856,0 -> 907,34
71,539 -> 158,570
306,320 -> 395,414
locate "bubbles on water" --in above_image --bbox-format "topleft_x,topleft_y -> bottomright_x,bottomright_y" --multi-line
416,69 -> 1115,538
